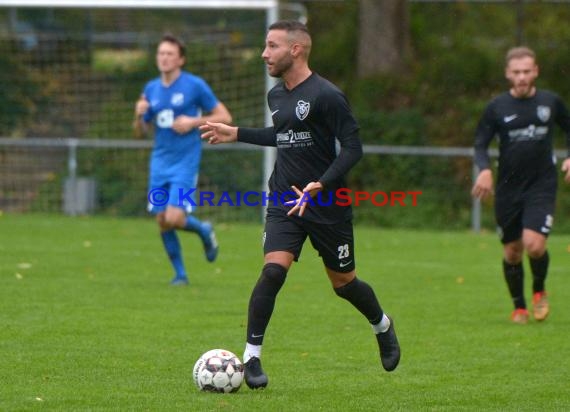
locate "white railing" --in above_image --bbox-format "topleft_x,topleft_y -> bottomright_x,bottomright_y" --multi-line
3,137 -> 566,231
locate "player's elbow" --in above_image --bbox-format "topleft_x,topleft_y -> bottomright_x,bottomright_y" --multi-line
216,103 -> 233,125
350,144 -> 363,162
356,145 -> 363,160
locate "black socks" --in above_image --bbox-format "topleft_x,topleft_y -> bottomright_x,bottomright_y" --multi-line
246,263 -> 288,345
529,251 -> 549,293
334,277 -> 383,325
503,260 -> 525,309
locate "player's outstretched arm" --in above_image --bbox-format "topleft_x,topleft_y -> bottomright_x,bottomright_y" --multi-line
200,121 -> 238,145
471,169 -> 494,200
561,158 -> 570,183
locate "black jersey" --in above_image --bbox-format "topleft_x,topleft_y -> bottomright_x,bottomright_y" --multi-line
239,73 -> 362,224
474,89 -> 570,183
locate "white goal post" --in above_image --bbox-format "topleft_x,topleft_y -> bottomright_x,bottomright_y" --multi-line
0,0 -> 277,8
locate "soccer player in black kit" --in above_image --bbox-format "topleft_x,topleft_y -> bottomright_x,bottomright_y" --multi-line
200,20 -> 400,388
472,46 -> 570,324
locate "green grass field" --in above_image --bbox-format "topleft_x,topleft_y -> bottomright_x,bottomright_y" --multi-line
1,214 -> 569,411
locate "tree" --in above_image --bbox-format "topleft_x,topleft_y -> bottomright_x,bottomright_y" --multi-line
357,0 -> 411,77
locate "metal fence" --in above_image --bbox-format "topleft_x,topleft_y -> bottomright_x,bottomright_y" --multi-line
0,137 -> 483,229
3,137 -> 570,232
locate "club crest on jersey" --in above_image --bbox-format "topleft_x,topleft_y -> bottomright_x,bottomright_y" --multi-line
295,100 -> 310,120
171,93 -> 184,106
537,105 -> 551,122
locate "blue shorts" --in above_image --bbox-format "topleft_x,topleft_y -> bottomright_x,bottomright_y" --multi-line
147,181 -> 198,215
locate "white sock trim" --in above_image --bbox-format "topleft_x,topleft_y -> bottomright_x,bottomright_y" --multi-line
372,314 -> 390,334
243,343 -> 262,363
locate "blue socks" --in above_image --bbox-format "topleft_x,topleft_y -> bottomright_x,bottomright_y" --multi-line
184,215 -> 205,234
161,217 -> 213,282
161,230 -> 186,279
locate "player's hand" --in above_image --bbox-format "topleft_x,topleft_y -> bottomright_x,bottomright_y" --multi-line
199,121 -> 238,144
471,169 -> 494,200
285,182 -> 323,217
562,158 -> 570,183
133,96 -> 150,138
172,115 -> 199,134
134,96 -> 149,117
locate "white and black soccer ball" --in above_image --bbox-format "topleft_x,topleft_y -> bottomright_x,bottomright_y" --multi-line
193,349 -> 244,393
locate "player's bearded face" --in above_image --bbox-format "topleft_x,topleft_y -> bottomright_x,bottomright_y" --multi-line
267,52 -> 294,78
262,31 -> 294,78
505,56 -> 538,98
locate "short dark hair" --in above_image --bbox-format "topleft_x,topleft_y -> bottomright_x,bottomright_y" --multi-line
505,46 -> 536,65
268,20 -> 312,59
159,33 -> 186,58
268,20 -> 310,37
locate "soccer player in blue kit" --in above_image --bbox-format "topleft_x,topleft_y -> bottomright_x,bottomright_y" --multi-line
472,46 -> 570,324
134,34 -> 232,286
201,20 -> 400,389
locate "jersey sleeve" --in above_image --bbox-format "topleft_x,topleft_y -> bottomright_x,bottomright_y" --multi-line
237,127 -> 276,146
554,95 -> 570,158
474,103 -> 497,170
196,78 -> 219,113
318,88 -> 363,188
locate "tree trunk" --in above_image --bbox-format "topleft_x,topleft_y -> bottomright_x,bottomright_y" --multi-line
357,0 -> 411,77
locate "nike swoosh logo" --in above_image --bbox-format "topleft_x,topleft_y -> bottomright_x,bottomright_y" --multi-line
251,333 -> 264,338
339,260 -> 353,268
504,114 -> 518,123
271,109 -> 279,116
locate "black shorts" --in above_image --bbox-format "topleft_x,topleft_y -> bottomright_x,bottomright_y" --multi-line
263,208 -> 355,273
495,172 -> 557,244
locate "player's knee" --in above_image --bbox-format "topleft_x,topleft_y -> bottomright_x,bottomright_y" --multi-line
504,252 -> 522,265
156,213 -> 170,231
257,263 -> 287,293
503,243 -> 523,263
159,217 -> 174,231
525,241 -> 546,258
523,234 -> 546,258
334,276 -> 359,298
162,211 -> 185,230
327,270 -> 355,289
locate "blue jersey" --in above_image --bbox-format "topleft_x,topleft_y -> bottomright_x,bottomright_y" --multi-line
142,71 -> 219,185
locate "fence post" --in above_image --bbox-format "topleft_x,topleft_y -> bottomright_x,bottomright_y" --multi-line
67,138 -> 78,182
64,138 -> 79,215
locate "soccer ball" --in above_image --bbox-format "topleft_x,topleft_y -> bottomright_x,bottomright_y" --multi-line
193,349 -> 244,393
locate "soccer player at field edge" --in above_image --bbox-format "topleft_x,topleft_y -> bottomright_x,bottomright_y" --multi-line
200,20 -> 400,389
472,46 -> 570,324
133,33 -> 232,286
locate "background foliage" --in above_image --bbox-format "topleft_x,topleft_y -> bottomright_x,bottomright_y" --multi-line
2,1 -> 570,229
305,0 -> 570,230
